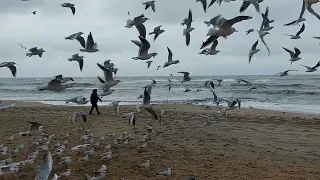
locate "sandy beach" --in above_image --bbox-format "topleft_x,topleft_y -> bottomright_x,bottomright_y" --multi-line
0,100 -> 319,180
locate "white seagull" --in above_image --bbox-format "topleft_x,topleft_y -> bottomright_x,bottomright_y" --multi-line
282,47 -> 301,64
248,40 -> 260,63
163,47 -> 180,68
68,53 -> 84,71
79,32 -> 99,53
149,25 -> 164,41
19,121 -> 44,136
183,9 -> 194,46
131,36 -> 158,60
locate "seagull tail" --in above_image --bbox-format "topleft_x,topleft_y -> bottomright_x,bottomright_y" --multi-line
26,52 -> 32,57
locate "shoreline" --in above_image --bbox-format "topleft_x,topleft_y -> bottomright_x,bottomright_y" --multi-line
1,100 -> 319,117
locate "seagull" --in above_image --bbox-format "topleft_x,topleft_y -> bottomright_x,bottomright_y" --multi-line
159,168 -> 172,176
284,0 -> 306,26
66,96 -> 88,104
146,61 -> 153,69
111,101 -> 120,113
261,7 -> 274,31
79,32 -> 99,52
239,78 -> 253,86
35,152 -> 52,180
206,40 -> 220,55
96,66 -> 121,92
19,121 -> 44,136
257,14 -> 270,55
157,66 -> 161,70
301,61 -> 320,72
196,0 -> 207,13
149,25 -> 165,41
85,171 -> 106,180
68,53 -> 84,71
54,75 -> 74,83
248,40 -> 260,63
70,112 -> 87,123
18,44 -> 27,49
142,1 -> 156,12
183,9 -> 194,46
26,47 -> 46,57
163,47 -> 180,68
284,23 -> 305,39
65,32 -> 84,40
221,98 -> 241,110
138,160 -> 150,168
239,0 -> 261,13
275,70 -> 297,77
202,15 -> 252,49
282,47 -> 301,64
31,11 -> 36,15
210,90 -> 220,105
122,112 -> 136,126
0,62 -> 17,77
61,3 -> 76,15
305,0 -> 320,20
128,11 -> 130,15
131,36 -> 158,60
178,72 -> 191,83
38,79 -> 71,91
246,28 -> 254,35
204,80 -> 215,89
139,87 -> 159,119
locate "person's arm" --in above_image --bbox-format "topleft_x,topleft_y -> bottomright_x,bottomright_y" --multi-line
98,96 -> 102,102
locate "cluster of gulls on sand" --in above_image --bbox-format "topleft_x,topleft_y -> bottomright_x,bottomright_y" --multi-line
1,0 -> 320,179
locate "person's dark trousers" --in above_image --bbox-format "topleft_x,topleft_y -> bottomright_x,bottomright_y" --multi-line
89,103 -> 100,114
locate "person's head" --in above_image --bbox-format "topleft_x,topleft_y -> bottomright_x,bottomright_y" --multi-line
93,89 -> 97,93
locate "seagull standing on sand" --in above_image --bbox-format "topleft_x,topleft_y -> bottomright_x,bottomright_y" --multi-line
202,15 -> 252,49
35,152 -> 52,180
79,32 -> 99,52
275,70 -> 297,77
159,168 -> 172,176
68,53 -> 84,71
284,0 -> 306,26
284,23 -> 305,39
131,36 -> 158,60
178,72 -> 191,83
301,61 -> 320,72
163,47 -> 180,68
142,1 -> 156,12
149,25 -> 165,41
61,3 -> 76,15
0,62 -> 17,77
26,47 -> 46,57
183,9 -> 194,46
282,47 -> 301,64
248,40 -> 260,63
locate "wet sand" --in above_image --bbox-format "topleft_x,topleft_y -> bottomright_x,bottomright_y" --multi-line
0,100 -> 319,180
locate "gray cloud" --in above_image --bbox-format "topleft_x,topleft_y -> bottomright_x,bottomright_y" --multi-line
0,0 -> 320,78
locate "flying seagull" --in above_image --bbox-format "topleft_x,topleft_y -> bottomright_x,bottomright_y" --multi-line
284,0 -> 306,26
178,72 -> 191,83
140,86 -> 159,119
163,47 -> 180,68
210,90 -> 220,105
239,0 -> 261,13
305,0 -> 320,20
131,36 -> 158,60
79,32 -> 99,52
19,121 -> 44,136
246,28 -> 254,35
300,61 -> 320,72
68,53 -> 84,71
248,40 -> 260,63
202,15 -> 252,49
96,63 -> 121,89
206,40 -> 220,55
35,152 -> 52,180
0,62 -> 17,77
204,80 -> 215,89
18,44 -> 27,49
26,47 -> 46,57
31,11 -> 36,15
204,15 -> 227,28
142,1 -> 156,12
275,70 -> 297,77
157,66 -> 161,70
282,47 -> 301,64
284,23 -> 305,39
61,3 -> 76,15
149,25 -> 165,41
196,0 -> 207,13
122,112 -> 136,126
184,9 -> 194,46
146,61 -> 153,69
257,13 -> 271,55
65,32 -> 84,40
38,79 -> 71,91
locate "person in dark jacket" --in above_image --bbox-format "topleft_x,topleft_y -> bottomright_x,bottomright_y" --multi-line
89,89 -> 102,114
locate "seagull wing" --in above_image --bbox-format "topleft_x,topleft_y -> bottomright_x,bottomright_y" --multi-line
200,35 -> 218,49
29,47 -> 38,53
167,47 -> 173,62
199,0 -> 207,13
97,63 -> 114,81
282,47 -> 294,57
97,76 -> 106,83
210,90 -> 218,102
86,32 -> 95,49
135,24 -> 146,39
131,40 -> 143,48
186,9 -> 193,28
77,58 -> 84,71
210,40 -> 219,50
307,2 -> 320,20
221,16 -> 252,29
259,35 -> 270,55
177,71 -> 190,78
251,40 -> 258,50
296,23 -> 305,36
294,47 -> 301,57
138,36 -> 151,56
312,61 -> 320,69
284,20 -> 298,26
76,36 -> 86,48
300,64 -> 311,70
239,1 -> 250,13
185,32 -> 191,46
150,2 -> 156,12
143,107 -> 159,119
208,0 -> 217,8
27,121 -> 42,132
299,0 -> 306,18
143,87 -> 151,105
8,65 -> 17,77
70,6 -> 75,15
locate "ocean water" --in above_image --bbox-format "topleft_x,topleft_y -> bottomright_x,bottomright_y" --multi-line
0,75 -> 320,114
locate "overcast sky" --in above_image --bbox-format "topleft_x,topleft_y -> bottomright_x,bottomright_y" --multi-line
0,0 -> 320,78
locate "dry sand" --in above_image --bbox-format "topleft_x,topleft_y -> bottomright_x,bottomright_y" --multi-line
0,100 -> 319,180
